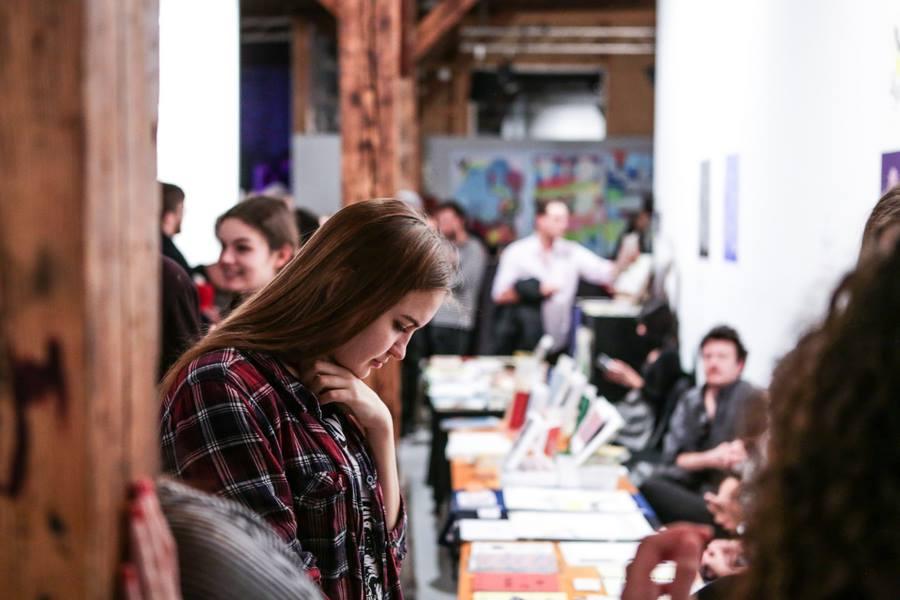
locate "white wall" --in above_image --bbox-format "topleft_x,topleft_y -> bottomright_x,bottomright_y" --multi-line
157,0 -> 240,266
292,134 -> 342,218
655,0 -> 900,383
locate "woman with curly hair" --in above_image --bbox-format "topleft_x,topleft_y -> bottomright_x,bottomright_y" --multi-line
735,241 -> 900,598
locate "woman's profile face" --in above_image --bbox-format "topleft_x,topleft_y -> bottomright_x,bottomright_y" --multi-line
216,217 -> 291,294
332,289 -> 446,379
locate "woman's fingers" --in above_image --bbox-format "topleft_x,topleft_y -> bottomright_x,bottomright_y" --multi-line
307,373 -> 348,395
130,491 -> 158,595
144,483 -> 177,575
625,524 -> 711,600
319,388 -> 352,404
121,564 -> 144,600
129,479 -> 181,600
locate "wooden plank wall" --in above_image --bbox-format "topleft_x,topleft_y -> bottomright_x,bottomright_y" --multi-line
0,1 -> 159,597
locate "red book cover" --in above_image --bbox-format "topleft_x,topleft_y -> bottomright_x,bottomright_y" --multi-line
471,573 -> 561,592
543,426 -> 561,457
508,391 -> 530,430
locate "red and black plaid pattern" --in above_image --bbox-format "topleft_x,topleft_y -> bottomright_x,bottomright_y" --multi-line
161,348 -> 407,600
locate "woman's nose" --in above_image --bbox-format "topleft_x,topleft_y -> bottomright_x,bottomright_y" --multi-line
389,337 -> 408,361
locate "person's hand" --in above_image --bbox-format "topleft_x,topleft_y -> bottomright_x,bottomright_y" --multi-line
603,359 -> 644,389
122,478 -> 181,600
622,523 -> 712,600
703,477 -> 743,532
203,262 -> 229,291
704,441 -> 747,471
303,360 -> 393,435
720,440 -> 747,470
539,282 -> 559,298
701,539 -> 746,579
496,288 -> 520,305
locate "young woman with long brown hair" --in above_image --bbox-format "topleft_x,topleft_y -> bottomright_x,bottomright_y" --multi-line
160,199 -> 456,600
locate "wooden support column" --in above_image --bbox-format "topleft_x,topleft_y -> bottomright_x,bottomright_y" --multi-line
291,18 -> 316,134
451,56 -> 473,136
0,1 -> 159,597
334,0 -> 405,428
604,55 -> 655,136
336,0 -> 402,204
397,0 -> 420,191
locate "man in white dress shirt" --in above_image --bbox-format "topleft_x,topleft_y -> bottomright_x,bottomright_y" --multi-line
491,199 -> 635,353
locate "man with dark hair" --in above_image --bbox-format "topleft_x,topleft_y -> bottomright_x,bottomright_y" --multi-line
492,198 -> 636,353
160,182 -> 191,275
640,324 -> 760,526
430,200 -> 487,354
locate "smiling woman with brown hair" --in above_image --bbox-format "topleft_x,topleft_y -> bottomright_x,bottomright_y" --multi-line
160,199 -> 457,600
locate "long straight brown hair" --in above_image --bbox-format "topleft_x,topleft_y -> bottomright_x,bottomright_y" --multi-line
161,198 -> 457,395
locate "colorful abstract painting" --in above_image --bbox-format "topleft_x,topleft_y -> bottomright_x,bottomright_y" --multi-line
450,148 -> 652,256
451,154 -> 529,248
535,150 -> 652,257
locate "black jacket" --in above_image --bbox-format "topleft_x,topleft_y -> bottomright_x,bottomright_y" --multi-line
492,278 -> 544,354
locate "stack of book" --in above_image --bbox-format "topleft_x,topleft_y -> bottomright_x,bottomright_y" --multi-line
469,542 -> 565,600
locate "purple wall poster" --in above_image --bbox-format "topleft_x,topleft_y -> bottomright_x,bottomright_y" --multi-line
723,155 -> 739,263
881,150 -> 900,193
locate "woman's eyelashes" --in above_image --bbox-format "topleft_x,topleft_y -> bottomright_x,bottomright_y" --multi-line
393,320 -> 414,334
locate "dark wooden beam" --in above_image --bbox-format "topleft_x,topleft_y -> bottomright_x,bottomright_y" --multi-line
291,18 -> 316,133
336,0 -> 405,424
0,0 -> 159,596
337,0 -> 402,203
397,0 -> 420,190
414,0 -> 479,62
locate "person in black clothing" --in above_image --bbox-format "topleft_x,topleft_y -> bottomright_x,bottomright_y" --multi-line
294,206 -> 321,247
160,182 -> 191,275
603,299 -> 685,452
159,256 -> 202,379
639,326 -> 760,526
612,191 -> 654,259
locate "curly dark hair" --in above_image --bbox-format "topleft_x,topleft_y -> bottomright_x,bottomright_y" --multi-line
737,240 -> 900,599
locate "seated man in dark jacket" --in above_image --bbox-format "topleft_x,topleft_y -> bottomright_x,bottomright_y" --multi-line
640,325 -> 761,526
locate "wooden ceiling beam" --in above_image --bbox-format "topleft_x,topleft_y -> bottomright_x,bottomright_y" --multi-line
414,0 -> 479,62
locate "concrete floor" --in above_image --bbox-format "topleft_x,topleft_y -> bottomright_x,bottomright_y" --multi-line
398,428 -> 457,600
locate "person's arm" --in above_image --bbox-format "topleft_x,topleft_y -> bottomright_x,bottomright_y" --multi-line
574,245 -> 617,286
302,361 -> 401,529
676,441 -> 747,472
603,359 -> 645,389
661,392 -> 692,464
676,449 -> 720,471
491,246 -> 520,303
458,242 -> 488,317
368,425 -> 402,531
161,374 -> 321,581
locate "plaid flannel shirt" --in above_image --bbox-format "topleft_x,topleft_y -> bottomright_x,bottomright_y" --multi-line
160,348 -> 407,600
